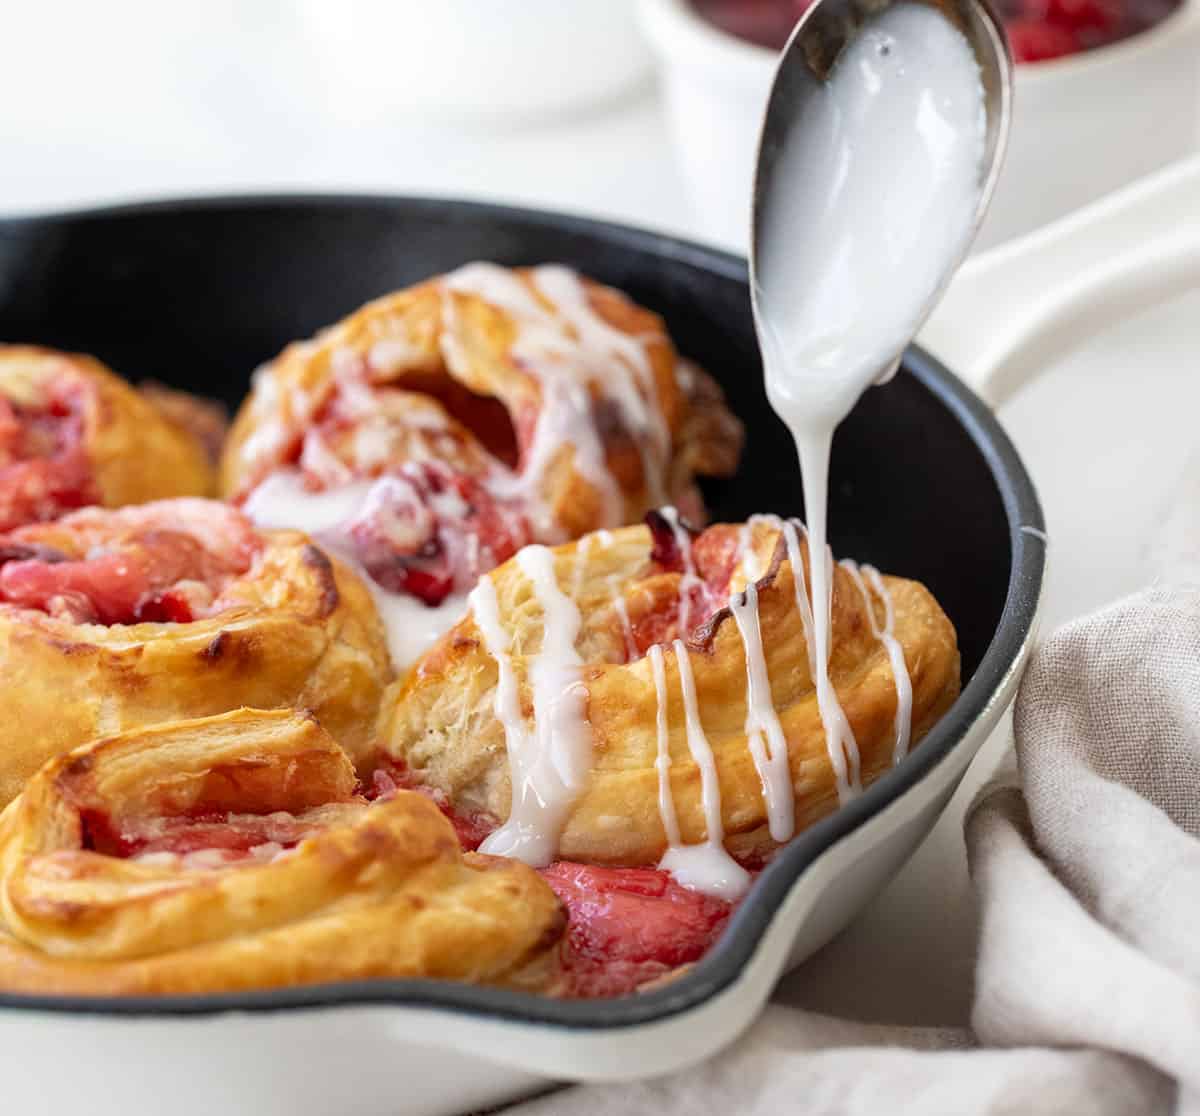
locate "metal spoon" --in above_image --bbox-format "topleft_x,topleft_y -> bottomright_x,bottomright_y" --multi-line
749,0 -> 1013,384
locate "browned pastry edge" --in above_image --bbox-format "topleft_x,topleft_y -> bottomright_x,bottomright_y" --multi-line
0,709 -> 566,995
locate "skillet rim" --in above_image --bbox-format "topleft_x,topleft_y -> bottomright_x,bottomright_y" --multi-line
0,194 -> 1045,1027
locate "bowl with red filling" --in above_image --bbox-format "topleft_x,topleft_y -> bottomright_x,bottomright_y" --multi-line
637,0 -> 1200,249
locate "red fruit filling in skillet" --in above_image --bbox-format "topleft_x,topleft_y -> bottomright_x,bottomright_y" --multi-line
372,754 -> 739,999
0,503 -> 261,625
246,372 -> 536,608
0,381 -> 97,532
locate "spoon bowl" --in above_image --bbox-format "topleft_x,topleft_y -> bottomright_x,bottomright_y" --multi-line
749,0 -> 1013,361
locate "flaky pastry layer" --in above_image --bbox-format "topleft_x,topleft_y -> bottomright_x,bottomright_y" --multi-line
0,710 -> 564,994
218,265 -> 741,536
0,500 -> 391,804
380,518 -> 961,865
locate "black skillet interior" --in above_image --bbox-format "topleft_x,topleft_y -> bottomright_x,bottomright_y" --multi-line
0,197 -> 1042,1026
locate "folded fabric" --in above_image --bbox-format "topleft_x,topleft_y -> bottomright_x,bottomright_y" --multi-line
507,460 -> 1200,1116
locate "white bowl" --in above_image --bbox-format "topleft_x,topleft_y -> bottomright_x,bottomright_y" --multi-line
301,0 -> 653,125
638,0 -> 1200,250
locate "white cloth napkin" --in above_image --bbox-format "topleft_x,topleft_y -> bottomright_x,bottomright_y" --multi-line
508,458 -> 1200,1116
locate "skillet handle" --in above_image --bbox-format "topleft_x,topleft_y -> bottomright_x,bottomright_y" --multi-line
917,153 -> 1200,409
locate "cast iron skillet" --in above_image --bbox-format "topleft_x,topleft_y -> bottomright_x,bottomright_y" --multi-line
0,196 -> 1043,1026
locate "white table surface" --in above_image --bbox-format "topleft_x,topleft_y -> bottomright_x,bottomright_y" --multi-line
3,52 -> 1198,1032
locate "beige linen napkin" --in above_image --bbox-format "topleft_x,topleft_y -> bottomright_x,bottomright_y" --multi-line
508,460 -> 1200,1116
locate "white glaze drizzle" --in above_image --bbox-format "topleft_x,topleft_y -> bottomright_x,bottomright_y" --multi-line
441,263 -> 622,535
746,514 -> 857,801
440,262 -> 668,535
612,593 -> 637,661
531,265 -> 670,507
569,529 -> 635,659
474,544 -> 591,867
243,469 -> 371,535
841,561 -> 914,764
657,639 -> 751,900
242,469 -> 468,667
730,582 -> 795,842
755,6 -> 983,804
658,505 -> 701,633
649,643 -> 682,848
779,518 -> 820,702
570,530 -> 599,598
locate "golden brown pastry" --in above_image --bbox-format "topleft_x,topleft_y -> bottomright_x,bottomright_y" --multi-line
216,266 -> 742,670
138,380 -> 230,464
0,709 -> 565,995
379,512 -> 961,868
0,498 -> 390,805
0,345 -> 213,529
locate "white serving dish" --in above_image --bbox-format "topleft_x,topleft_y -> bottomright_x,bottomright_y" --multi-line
638,0 -> 1200,250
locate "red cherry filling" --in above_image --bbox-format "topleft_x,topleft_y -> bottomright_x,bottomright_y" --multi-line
541,862 -> 734,998
258,373 -> 538,610
0,387 -> 98,532
368,758 -> 496,852
690,0 -> 1180,61
0,509 -> 261,625
627,515 -> 746,658
1005,17 -> 1086,58
78,807 -> 316,861
346,465 -> 533,607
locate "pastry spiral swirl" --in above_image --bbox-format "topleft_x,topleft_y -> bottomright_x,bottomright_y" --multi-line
0,709 -> 565,995
0,345 -> 213,530
0,499 -> 390,804
380,514 -> 961,868
218,265 -> 742,666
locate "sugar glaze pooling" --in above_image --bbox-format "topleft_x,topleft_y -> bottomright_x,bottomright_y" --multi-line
471,545 -> 592,867
755,3 -> 986,804
243,470 -> 469,667
657,640 -> 752,900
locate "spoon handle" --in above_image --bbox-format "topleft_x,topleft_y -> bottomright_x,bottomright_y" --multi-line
918,153 -> 1200,409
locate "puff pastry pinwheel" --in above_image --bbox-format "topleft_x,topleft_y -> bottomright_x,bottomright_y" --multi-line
219,264 -> 742,668
0,345 -> 214,530
0,498 -> 390,805
378,512 -> 960,877
0,709 -> 565,995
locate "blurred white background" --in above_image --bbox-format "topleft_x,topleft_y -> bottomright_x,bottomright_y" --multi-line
1,0 -> 1198,1030
0,1 -> 693,240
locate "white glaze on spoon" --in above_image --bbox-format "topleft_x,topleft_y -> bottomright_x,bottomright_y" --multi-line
755,5 -> 985,803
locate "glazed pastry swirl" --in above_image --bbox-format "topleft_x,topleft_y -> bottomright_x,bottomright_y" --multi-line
379,514 -> 961,869
0,499 -> 391,804
0,710 -> 565,994
219,265 -> 742,667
